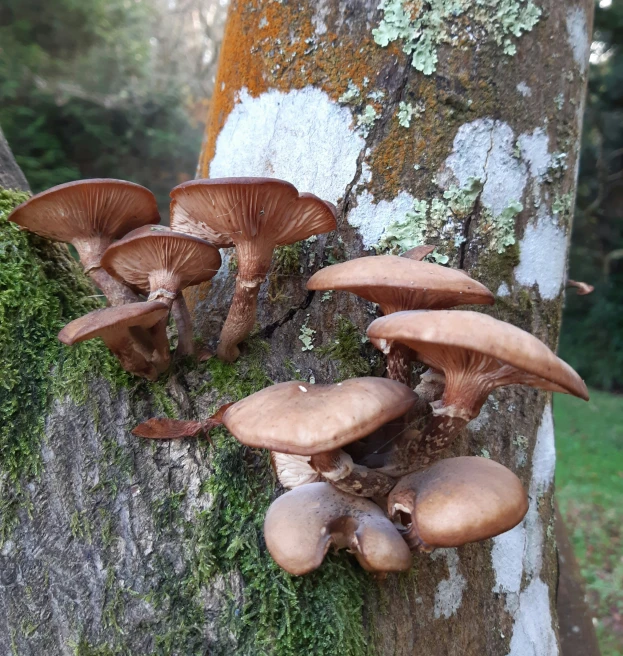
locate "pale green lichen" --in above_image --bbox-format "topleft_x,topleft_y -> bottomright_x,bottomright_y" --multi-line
339,80 -> 361,104
376,176 -> 521,261
552,192 -> 574,224
356,105 -> 379,137
373,0 -> 542,75
397,101 -> 414,127
298,315 -> 316,351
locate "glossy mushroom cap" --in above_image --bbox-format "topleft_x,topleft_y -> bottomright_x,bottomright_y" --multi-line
170,177 -> 336,279
58,301 -> 170,380
101,226 -> 222,300
8,179 -> 159,271
58,301 -> 169,345
388,457 -> 528,551
307,256 -> 494,315
264,482 -> 412,575
367,310 -> 589,412
222,378 -> 418,455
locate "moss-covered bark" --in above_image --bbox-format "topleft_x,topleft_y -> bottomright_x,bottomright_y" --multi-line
0,1 -> 593,654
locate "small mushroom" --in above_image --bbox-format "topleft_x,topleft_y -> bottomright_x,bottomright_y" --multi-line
264,482 -> 412,575
400,245 -> 436,260
367,310 -> 589,473
170,177 -> 336,361
101,226 -> 221,357
58,301 -> 169,380
388,457 -> 528,552
307,256 -> 493,385
220,377 -> 418,496
8,179 -> 160,305
567,279 -> 594,295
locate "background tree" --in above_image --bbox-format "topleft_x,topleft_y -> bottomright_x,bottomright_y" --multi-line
0,1 -> 595,655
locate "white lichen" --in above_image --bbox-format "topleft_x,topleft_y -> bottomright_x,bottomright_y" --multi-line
357,105 -> 379,137
299,315 -> 316,351
432,549 -> 467,619
373,0 -> 542,75
339,80 -> 361,104
210,87 -> 364,205
565,6 -> 590,75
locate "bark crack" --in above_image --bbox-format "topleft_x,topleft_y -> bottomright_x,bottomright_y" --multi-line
258,290 -> 315,339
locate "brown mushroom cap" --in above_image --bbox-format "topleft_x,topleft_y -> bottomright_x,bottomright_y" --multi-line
100,226 -> 222,298
222,378 -> 418,455
388,456 -> 528,550
58,301 -> 169,345
307,256 -> 494,315
169,198 -> 235,248
367,310 -> 588,401
264,482 -> 412,575
8,179 -> 159,271
170,177 -> 336,279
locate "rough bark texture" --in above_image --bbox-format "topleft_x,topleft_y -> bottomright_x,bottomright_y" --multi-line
0,127 -> 30,192
0,1 -> 593,655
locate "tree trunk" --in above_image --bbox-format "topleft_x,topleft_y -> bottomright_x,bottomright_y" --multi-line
0,1 -> 593,654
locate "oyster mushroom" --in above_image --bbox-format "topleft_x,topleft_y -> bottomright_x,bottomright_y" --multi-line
220,377 -> 418,497
367,310 -> 589,474
170,177 -> 336,361
388,457 -> 528,551
264,482 -> 412,575
58,301 -> 169,380
307,256 -> 493,385
8,179 -> 160,305
101,226 -> 221,357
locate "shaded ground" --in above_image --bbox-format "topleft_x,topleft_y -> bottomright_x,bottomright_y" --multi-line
556,390 -> 623,656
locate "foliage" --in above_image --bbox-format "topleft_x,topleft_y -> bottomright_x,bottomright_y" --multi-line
561,0 -> 623,391
555,390 -> 623,656
0,0 -> 203,210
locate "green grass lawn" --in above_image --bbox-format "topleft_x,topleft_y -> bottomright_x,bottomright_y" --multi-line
555,389 -> 623,656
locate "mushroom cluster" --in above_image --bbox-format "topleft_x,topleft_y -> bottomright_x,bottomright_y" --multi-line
129,210 -> 588,576
9,177 -> 336,379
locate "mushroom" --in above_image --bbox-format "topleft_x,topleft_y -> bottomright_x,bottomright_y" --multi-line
264,482 -> 412,575
101,226 -> 221,357
307,256 -> 494,385
220,377 -> 418,497
270,452 -> 321,488
567,279 -> 594,295
8,179 -> 160,305
400,245 -> 436,260
388,457 -> 528,552
58,301 -> 169,380
170,177 -> 337,361
367,310 -> 589,474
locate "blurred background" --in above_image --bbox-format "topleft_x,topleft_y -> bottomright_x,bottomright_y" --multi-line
0,0 -> 621,653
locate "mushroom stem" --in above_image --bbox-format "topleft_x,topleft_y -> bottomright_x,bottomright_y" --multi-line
386,342 -> 413,386
106,333 -> 159,381
171,295 -> 195,357
310,449 -> 397,497
88,267 -> 139,306
217,276 -> 262,362
405,411 -> 469,469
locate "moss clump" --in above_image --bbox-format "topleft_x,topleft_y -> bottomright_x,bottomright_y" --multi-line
0,188 -> 129,540
318,316 -> 378,381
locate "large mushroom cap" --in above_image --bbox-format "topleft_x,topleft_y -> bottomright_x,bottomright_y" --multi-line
58,301 -> 169,345
169,198 -> 235,248
170,177 -> 336,261
367,310 -> 589,400
307,257 -> 494,314
8,179 -> 160,270
101,226 -> 222,296
264,482 -> 412,575
222,378 -> 418,455
388,456 -> 528,550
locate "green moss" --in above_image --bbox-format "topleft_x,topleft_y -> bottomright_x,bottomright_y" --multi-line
273,243 -> 302,276
0,188 -> 133,540
318,316 -> 378,381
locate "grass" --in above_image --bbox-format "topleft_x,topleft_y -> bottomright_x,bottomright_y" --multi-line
555,389 -> 623,656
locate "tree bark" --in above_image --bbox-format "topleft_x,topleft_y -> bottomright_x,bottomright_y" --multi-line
0,1 -> 593,654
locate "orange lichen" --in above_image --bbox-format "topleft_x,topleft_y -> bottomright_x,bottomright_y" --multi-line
199,0 -> 402,175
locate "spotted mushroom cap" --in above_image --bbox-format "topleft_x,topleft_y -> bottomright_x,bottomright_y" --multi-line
8,179 -> 160,271
222,378 -> 418,455
264,482 -> 412,575
170,177 -> 336,278
367,310 -> 589,400
388,457 -> 528,550
101,226 -> 222,298
58,301 -> 169,345
307,256 -> 494,315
